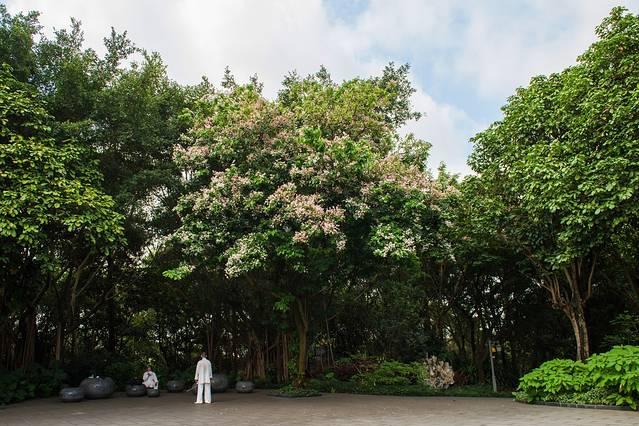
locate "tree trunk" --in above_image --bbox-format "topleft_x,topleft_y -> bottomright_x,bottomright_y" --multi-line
106,257 -> 117,353
293,297 -> 309,385
541,256 -> 595,361
18,309 -> 36,368
564,303 -> 590,361
55,320 -> 65,361
325,316 -> 334,367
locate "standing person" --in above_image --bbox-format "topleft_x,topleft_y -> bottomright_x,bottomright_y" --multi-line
142,366 -> 159,389
194,352 -> 213,404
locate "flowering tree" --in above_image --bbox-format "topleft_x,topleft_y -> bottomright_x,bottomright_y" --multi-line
168,65 -> 441,381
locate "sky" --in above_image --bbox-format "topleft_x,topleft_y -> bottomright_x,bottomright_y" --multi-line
4,0 -> 638,174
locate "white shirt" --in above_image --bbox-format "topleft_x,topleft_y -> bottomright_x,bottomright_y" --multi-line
143,371 -> 158,388
195,358 -> 213,384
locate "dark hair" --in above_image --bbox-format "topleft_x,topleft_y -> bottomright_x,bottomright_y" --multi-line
201,352 -> 207,358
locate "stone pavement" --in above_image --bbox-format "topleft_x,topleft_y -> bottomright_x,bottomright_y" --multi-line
0,391 -> 637,425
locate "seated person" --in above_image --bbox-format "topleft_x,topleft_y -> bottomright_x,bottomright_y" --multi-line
142,366 -> 159,389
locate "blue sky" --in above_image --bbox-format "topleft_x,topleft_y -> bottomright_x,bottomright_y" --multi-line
4,0 -> 638,174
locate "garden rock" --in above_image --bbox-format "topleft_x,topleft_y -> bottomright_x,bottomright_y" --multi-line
126,384 -> 147,397
167,380 -> 185,392
211,374 -> 229,392
80,377 -> 114,399
59,387 -> 84,402
235,381 -> 255,393
147,388 -> 160,397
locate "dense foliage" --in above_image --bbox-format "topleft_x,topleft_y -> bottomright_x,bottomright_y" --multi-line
516,346 -> 639,409
469,6 -> 639,360
309,355 -> 504,398
0,4 -> 637,405
0,364 -> 66,404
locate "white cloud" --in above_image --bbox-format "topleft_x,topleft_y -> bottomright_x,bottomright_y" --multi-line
5,0 -> 637,175
402,84 -> 483,176
448,0 -> 638,99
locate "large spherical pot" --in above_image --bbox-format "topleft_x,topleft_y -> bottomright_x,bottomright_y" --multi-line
59,387 -> 84,402
167,380 -> 185,392
103,377 -> 116,394
146,388 -> 160,397
235,381 -> 255,393
80,377 -> 113,399
126,384 -> 147,397
210,374 -> 229,393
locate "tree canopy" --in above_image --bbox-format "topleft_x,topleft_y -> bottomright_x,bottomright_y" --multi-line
0,4 -> 637,397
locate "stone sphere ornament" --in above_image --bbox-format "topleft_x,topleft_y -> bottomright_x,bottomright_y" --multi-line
146,388 -> 160,397
167,380 -> 185,392
126,384 -> 147,397
210,373 -> 229,393
80,377 -> 114,399
235,381 -> 255,393
59,387 -> 84,402
103,377 -> 116,394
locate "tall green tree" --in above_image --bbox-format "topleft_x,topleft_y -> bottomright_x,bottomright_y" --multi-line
0,67 -> 123,367
469,7 -> 639,360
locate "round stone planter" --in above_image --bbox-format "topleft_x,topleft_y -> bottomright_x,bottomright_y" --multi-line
103,377 -> 116,394
235,381 -> 255,393
80,377 -> 114,399
125,384 -> 147,397
59,387 -> 84,402
166,380 -> 185,392
211,374 -> 229,393
146,388 -> 160,397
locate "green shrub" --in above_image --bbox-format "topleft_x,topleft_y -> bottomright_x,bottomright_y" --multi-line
353,361 -> 422,388
554,388 -> 613,405
517,358 -> 588,402
587,345 -> 639,409
516,346 -> 639,409
0,364 -> 67,405
332,355 -> 378,380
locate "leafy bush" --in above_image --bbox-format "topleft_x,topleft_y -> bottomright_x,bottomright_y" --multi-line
516,346 -> 639,409
332,355 -> 378,380
587,345 -> 639,409
517,359 -> 588,402
554,388 -> 613,405
0,364 -> 67,405
347,357 -> 456,390
353,361 -> 421,387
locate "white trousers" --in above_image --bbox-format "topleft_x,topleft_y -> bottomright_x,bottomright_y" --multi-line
196,383 -> 211,403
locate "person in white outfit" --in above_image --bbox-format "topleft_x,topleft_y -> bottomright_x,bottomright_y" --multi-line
142,366 -> 159,389
194,352 -> 213,404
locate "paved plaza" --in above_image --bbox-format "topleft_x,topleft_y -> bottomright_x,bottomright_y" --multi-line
0,391 -> 636,425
